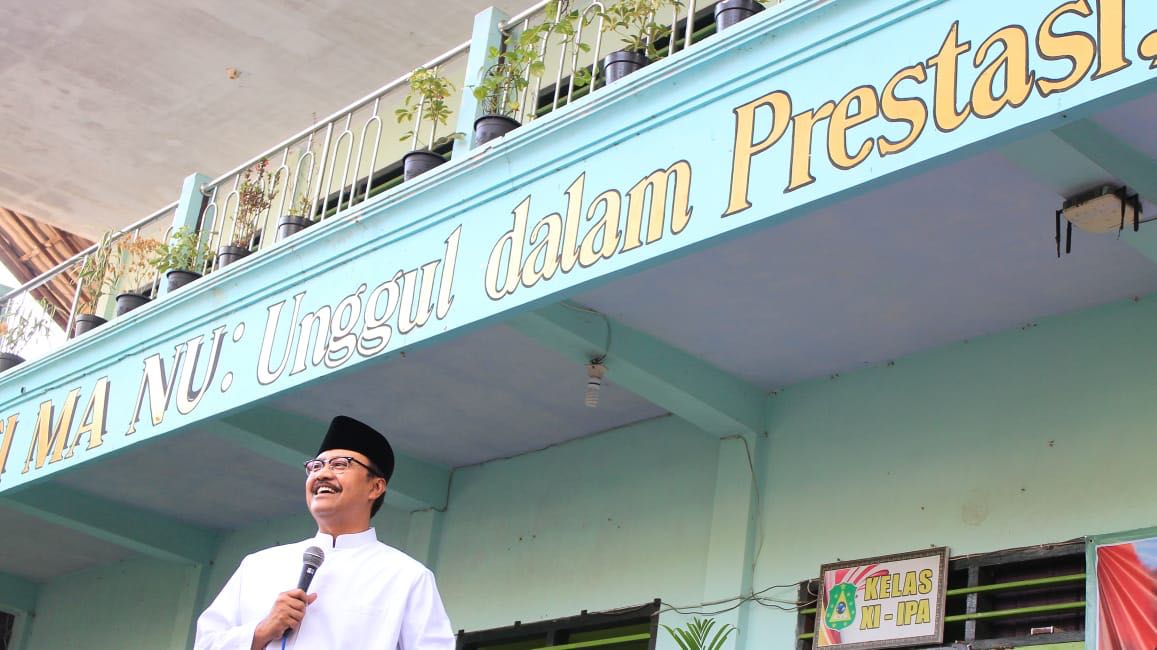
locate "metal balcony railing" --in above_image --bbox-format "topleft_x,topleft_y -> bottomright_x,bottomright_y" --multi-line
0,0 -> 742,370
0,203 -> 177,346
198,42 -> 472,264
505,0 -> 711,124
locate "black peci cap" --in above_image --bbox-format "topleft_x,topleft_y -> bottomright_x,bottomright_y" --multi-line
316,415 -> 395,483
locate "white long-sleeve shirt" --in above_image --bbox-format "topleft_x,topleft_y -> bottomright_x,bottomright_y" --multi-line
195,528 -> 455,650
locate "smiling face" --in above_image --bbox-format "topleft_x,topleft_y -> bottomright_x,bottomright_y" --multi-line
305,449 -> 386,536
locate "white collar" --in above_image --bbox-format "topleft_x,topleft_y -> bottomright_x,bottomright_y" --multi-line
313,527 -> 378,550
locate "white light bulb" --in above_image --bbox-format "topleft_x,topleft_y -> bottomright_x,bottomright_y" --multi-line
585,362 -> 606,408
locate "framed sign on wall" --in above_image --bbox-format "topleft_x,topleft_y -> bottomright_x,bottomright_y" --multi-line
814,547 -> 949,649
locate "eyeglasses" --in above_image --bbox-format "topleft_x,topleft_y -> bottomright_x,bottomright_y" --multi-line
303,456 -> 381,477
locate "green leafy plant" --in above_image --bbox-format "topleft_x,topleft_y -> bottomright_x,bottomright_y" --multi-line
151,227 -> 215,275
600,0 -> 683,60
75,231 -> 117,314
74,233 -> 162,314
551,2 -> 595,88
233,158 -> 276,248
290,193 -> 313,219
0,298 -> 57,356
661,618 -> 736,650
110,236 -> 162,296
396,67 -> 462,149
473,1 -> 591,117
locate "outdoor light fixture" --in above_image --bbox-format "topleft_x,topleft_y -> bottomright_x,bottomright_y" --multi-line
585,361 -> 606,408
560,301 -> 612,408
1056,185 -> 1143,256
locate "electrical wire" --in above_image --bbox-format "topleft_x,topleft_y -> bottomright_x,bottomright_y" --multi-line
542,307 -> 813,621
564,582 -> 815,622
560,301 -> 612,363
658,581 -> 818,617
728,433 -> 765,581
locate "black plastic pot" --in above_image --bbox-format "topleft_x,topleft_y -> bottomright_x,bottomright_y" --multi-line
714,0 -> 763,32
276,215 -> 313,242
473,115 -> 521,147
216,245 -> 251,269
165,269 -> 201,293
402,150 -> 446,181
115,292 -> 151,317
602,50 -> 648,85
0,352 -> 25,373
72,314 -> 107,337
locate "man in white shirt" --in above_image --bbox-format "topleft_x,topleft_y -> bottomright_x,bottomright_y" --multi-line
195,416 -> 455,650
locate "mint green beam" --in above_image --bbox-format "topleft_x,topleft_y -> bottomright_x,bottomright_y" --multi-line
1051,120 -> 1157,263
214,407 -> 450,511
700,433 -> 764,650
1001,122 -> 1157,263
0,571 -> 38,613
159,172 -> 211,298
405,510 -> 445,569
1052,121 -> 1157,204
510,302 -> 766,437
453,7 -> 508,157
0,484 -> 217,564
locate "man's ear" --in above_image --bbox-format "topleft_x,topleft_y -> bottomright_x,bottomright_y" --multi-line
371,477 -> 387,500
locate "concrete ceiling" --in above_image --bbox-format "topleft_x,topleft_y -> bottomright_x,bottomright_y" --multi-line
7,99 -> 1157,580
270,324 -> 669,467
180,93 -> 1157,474
575,149 -> 1157,390
54,428 -> 307,531
0,0 -> 505,239
3,3 -> 1157,585
0,504 -> 133,581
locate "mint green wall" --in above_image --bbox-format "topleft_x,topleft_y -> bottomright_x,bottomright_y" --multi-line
435,416 -> 720,631
747,295 -> 1157,646
21,296 -> 1157,649
190,416 -> 718,639
24,558 -> 200,650
18,505 -> 412,650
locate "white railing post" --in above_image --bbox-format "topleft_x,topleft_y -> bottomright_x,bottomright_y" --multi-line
453,7 -> 509,157
158,172 -> 211,298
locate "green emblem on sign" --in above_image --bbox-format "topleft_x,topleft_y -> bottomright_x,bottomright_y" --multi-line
824,583 -> 857,630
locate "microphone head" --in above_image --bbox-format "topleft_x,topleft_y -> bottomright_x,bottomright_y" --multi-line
302,546 -> 325,569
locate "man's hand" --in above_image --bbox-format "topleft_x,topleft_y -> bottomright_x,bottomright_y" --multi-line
251,589 -> 318,649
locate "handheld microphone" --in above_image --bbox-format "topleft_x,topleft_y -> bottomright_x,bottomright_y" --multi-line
298,546 -> 325,592
283,546 -> 325,642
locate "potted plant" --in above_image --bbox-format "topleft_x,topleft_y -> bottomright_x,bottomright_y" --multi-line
152,226 -> 215,292
662,618 -> 736,650
472,59 -> 527,145
219,158 -> 274,268
714,0 -> 763,32
73,231 -> 117,336
0,298 -> 57,372
111,236 -> 162,316
396,67 -> 461,181
471,2 -> 584,145
598,0 -> 683,84
276,193 -> 315,242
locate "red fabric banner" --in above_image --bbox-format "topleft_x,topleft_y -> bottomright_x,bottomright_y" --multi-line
1097,539 -> 1157,650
